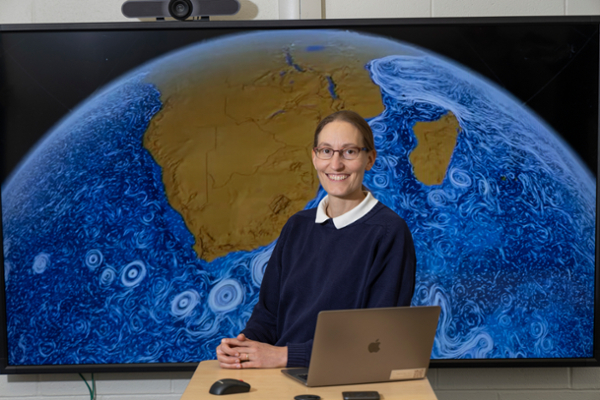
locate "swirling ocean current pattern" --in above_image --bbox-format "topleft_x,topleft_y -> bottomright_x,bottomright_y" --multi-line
364,55 -> 595,359
1,74 -> 316,365
2,50 -> 596,365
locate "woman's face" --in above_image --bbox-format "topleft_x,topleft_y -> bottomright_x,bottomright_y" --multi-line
312,120 -> 376,201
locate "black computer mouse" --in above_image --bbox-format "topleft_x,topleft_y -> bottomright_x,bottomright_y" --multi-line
209,378 -> 251,395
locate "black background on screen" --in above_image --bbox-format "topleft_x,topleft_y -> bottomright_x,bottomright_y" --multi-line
0,22 -> 597,182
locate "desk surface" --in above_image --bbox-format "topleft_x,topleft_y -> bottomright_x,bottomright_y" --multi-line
180,361 -> 438,400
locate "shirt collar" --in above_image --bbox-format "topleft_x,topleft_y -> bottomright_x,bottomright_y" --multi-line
315,192 -> 379,229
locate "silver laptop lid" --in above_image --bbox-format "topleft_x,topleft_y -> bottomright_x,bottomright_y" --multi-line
305,305 -> 440,387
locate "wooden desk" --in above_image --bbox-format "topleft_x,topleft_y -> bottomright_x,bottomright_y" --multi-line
181,361 -> 438,400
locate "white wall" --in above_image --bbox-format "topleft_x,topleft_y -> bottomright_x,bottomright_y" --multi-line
1,0 -> 600,399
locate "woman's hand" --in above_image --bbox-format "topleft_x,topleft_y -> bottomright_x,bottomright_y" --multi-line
216,333 -> 288,369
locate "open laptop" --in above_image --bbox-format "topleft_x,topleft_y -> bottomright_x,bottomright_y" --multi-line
281,305 -> 441,387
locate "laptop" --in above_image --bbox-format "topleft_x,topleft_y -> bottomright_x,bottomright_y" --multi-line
281,305 -> 441,387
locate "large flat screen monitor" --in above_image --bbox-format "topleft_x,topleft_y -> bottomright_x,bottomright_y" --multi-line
1,16 -> 598,373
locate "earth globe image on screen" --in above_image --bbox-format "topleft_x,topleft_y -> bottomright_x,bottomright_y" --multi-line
2,29 -> 595,365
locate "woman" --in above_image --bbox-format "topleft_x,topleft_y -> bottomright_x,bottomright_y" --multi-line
216,110 -> 416,369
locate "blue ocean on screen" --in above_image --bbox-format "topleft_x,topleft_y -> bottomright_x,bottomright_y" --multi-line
2,30 -> 595,365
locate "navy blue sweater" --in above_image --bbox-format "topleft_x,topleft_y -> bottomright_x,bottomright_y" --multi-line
241,202 -> 416,367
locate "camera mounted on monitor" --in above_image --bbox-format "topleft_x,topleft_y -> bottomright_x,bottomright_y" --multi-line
122,0 -> 240,21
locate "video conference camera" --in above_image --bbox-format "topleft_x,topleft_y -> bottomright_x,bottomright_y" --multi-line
122,0 -> 241,20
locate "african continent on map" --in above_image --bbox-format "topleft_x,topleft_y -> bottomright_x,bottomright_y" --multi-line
143,31 -> 439,261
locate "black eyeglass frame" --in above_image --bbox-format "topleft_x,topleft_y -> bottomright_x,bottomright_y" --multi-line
313,147 -> 369,160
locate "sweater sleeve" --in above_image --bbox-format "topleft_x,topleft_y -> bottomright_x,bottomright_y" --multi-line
364,216 -> 416,308
241,241 -> 282,345
286,340 -> 313,367
241,217 -> 315,368
241,218 -> 294,345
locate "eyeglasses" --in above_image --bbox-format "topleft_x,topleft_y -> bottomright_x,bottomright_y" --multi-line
313,147 -> 368,160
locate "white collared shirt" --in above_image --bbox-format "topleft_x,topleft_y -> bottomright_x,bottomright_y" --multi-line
315,192 -> 379,229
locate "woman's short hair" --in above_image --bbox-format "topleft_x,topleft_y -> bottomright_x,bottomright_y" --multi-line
313,110 -> 376,152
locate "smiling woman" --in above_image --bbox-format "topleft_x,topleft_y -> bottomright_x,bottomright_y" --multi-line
215,110 -> 417,369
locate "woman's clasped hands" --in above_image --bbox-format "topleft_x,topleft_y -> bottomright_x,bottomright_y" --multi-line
216,333 -> 288,369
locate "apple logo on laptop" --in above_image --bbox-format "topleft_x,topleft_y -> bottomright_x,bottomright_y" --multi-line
368,339 -> 380,353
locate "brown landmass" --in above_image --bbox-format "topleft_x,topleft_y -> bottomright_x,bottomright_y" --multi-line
410,112 -> 462,186
143,33 -> 416,261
